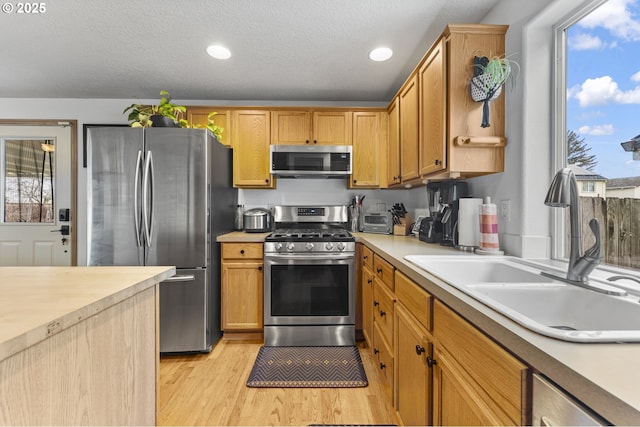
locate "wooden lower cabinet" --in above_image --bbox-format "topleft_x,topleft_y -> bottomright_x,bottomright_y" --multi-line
221,243 -> 264,333
433,300 -> 529,425
395,303 -> 433,426
362,262 -> 374,347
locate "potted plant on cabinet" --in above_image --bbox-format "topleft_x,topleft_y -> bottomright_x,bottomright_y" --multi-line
470,55 -> 520,128
123,90 -> 223,140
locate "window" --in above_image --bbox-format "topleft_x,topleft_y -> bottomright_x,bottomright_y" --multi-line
557,0 -> 640,271
1,138 -> 55,223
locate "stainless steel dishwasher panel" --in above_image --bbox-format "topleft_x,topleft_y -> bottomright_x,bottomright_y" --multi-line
532,374 -> 607,426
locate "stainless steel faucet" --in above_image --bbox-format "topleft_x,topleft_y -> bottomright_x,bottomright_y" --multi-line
544,167 -> 602,285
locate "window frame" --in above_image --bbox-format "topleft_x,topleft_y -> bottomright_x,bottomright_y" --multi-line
551,0 -> 608,260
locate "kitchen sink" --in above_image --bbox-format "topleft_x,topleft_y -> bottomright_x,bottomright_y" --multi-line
404,255 -> 640,342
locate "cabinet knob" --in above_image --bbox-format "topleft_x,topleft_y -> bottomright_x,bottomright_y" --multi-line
435,159 -> 440,165
240,249 -> 245,255
363,255 -> 368,260
258,266 -> 263,271
379,310 -> 386,317
353,179 -> 357,184
313,140 -> 317,144
427,356 -> 437,367
373,300 -> 379,307
379,362 -> 386,370
377,268 -> 382,274
265,179 -> 270,183
415,345 -> 425,355
373,348 -> 379,355
367,279 -> 373,284
305,140 -> 310,144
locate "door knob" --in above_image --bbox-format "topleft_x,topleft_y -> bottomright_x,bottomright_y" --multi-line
51,225 -> 70,236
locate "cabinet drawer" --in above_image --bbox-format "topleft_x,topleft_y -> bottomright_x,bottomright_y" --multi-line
221,243 -> 263,259
373,322 -> 394,403
434,300 -> 528,425
373,281 -> 395,350
395,271 -> 432,331
361,245 -> 374,270
373,254 -> 395,291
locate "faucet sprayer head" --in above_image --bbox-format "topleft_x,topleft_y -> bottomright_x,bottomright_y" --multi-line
544,167 -> 574,208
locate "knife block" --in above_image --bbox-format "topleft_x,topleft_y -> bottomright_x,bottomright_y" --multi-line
393,214 -> 414,236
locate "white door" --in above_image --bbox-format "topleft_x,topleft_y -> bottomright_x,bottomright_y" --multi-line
0,124 -> 73,266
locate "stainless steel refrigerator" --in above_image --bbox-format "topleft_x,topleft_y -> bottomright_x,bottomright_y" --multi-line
86,127 -> 237,353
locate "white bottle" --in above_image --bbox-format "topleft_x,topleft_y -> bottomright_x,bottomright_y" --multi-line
234,204 -> 244,231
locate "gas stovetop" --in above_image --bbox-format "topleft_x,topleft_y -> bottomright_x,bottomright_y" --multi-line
264,205 -> 355,253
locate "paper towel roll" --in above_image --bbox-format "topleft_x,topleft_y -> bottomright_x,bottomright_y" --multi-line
458,198 -> 482,247
479,201 -> 500,251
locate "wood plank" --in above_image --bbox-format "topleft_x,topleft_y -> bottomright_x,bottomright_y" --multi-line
158,340 -> 397,426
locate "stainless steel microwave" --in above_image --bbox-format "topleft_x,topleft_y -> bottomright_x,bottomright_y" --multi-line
270,145 -> 352,178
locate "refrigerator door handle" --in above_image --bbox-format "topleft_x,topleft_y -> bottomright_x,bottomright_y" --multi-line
143,150 -> 155,248
164,274 -> 196,282
133,150 -> 144,247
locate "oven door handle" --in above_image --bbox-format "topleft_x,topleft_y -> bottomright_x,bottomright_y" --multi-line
264,253 -> 355,261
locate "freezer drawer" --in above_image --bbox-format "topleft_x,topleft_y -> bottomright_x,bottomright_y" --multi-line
159,269 -> 210,353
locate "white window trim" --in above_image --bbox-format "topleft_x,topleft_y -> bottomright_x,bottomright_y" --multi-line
551,0 -> 608,260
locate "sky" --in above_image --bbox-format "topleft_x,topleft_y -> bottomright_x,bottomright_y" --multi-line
567,0 -> 640,179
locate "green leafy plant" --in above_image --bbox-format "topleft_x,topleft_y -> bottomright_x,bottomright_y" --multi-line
122,91 -> 224,140
470,55 -> 520,128
123,90 -> 187,128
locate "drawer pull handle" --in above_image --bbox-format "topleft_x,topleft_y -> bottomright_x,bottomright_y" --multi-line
379,310 -> 386,317
373,348 -> 379,355
427,356 -> 437,367
415,345 -> 425,355
379,362 -> 386,370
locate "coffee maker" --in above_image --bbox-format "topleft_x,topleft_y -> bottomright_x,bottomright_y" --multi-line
422,180 -> 468,246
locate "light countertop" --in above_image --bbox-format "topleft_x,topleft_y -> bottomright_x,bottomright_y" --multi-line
0,266 -> 175,362
217,230 -> 640,424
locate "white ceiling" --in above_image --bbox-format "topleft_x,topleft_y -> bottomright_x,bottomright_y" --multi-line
0,0 -> 499,103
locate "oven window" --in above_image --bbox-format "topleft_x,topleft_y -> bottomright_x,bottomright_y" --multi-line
270,264 -> 349,316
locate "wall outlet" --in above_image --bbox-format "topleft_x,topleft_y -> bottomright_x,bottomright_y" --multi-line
500,200 -> 511,222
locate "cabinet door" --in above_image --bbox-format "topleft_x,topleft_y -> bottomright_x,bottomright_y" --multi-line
433,346 -> 503,426
361,264 -> 374,348
186,107 -> 231,146
387,97 -> 401,186
271,110 -> 311,145
395,304 -> 433,427
351,111 -> 382,188
231,110 -> 274,188
221,261 -> 263,330
419,38 -> 447,175
399,74 -> 419,181
312,111 -> 352,145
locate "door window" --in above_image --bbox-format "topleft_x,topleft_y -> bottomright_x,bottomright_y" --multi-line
2,138 -> 55,224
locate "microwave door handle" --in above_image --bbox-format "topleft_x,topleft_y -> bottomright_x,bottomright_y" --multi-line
133,150 -> 143,248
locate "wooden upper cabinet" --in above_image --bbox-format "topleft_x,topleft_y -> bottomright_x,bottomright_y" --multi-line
399,74 -> 419,182
231,110 -> 274,188
271,110 -> 352,145
186,107 -> 231,146
313,111 -> 352,145
351,111 -> 386,188
387,97 -> 401,186
419,38 -> 447,176
271,111 -> 311,145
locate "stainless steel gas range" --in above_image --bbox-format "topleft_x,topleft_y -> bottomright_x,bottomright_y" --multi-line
263,205 -> 356,346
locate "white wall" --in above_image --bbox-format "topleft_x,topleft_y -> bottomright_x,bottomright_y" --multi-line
472,0 -> 589,258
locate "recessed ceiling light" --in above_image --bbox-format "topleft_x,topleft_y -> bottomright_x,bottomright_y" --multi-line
369,47 -> 393,62
207,45 -> 231,60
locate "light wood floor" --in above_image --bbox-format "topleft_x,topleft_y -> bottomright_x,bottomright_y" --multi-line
159,339 -> 397,426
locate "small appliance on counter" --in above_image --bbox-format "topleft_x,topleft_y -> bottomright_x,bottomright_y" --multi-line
243,207 -> 273,232
361,211 -> 393,234
421,180 -> 468,245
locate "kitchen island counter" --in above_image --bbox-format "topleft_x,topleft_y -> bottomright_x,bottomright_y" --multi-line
0,265 -> 175,425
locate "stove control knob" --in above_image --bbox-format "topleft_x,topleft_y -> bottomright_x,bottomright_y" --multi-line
274,242 -> 283,252
337,242 -> 346,251
325,242 -> 334,251
286,242 -> 295,251
305,242 -> 314,251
